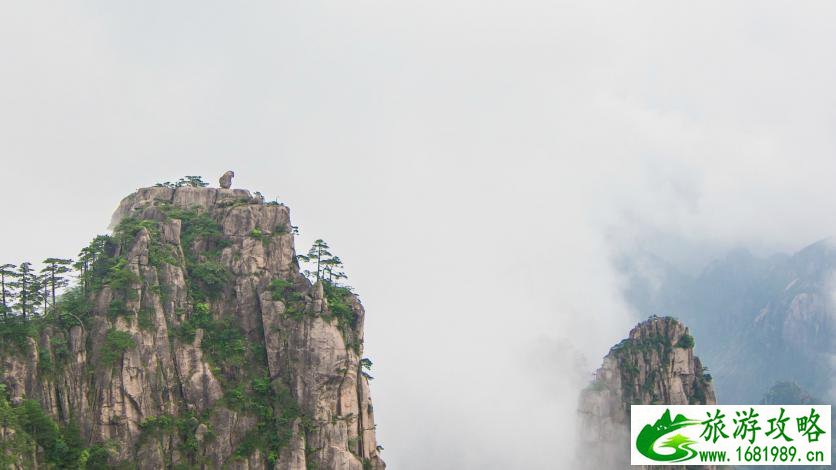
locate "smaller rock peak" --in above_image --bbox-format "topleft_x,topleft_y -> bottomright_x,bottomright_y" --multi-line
578,316 -> 716,469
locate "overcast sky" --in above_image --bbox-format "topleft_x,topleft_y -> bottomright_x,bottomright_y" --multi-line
3,2 -> 836,468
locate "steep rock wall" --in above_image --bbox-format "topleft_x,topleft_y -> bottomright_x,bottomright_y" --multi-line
577,316 -> 715,470
0,186 -> 385,469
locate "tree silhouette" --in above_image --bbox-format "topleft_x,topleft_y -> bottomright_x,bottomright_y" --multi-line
176,176 -> 209,188
74,235 -> 110,295
41,258 -> 73,307
322,256 -> 347,285
36,273 -> 50,313
154,175 -> 209,188
0,264 -> 15,318
298,240 -> 350,286
13,262 -> 38,318
298,239 -> 333,281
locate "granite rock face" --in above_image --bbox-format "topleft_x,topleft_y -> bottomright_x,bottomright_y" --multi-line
0,186 -> 385,469
620,241 -> 836,405
577,316 -> 715,470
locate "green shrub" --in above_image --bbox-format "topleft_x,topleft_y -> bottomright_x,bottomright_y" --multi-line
232,379 -> 301,463
137,308 -> 155,331
175,303 -> 246,368
323,282 -> 359,351
0,317 -> 38,355
269,278 -> 306,320
36,337 -> 71,378
108,299 -> 128,320
269,279 -> 292,301
139,414 -> 176,433
82,443 -> 114,467
0,385 -> 30,466
105,259 -> 140,296
38,347 -> 54,375
159,205 -> 227,260
148,241 -> 179,267
51,337 -> 70,363
14,400 -> 85,467
158,203 -> 232,304
202,318 -> 247,366
115,217 -> 179,268
79,235 -> 119,293
139,412 -> 202,460
100,329 -> 136,366
188,260 -> 229,301
114,217 -> 158,245
54,286 -> 90,327
324,283 -> 354,326
676,334 -> 695,349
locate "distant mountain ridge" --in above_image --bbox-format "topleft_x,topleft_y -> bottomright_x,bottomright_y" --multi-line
620,238 -> 836,404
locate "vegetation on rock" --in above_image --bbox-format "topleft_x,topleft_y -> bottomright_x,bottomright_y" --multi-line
0,177 -> 385,469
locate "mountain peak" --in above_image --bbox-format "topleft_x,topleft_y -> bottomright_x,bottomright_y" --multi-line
577,317 -> 715,469
0,182 -> 385,469
110,185 -> 270,229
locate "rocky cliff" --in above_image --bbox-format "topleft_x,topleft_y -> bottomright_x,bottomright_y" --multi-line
0,185 -> 385,469
621,241 -> 835,404
577,316 -> 715,470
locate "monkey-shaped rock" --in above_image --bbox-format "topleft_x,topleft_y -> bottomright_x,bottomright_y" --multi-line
219,170 -> 234,189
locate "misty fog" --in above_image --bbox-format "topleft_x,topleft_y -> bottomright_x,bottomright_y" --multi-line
3,1 -> 836,468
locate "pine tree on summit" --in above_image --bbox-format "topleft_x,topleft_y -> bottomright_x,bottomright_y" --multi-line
0,264 -> 15,318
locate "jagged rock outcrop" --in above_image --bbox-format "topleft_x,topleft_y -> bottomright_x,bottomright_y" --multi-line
577,316 -> 715,470
0,185 -> 385,469
621,241 -> 835,404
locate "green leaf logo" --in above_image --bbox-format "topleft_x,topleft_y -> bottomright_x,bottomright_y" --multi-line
636,409 -> 700,462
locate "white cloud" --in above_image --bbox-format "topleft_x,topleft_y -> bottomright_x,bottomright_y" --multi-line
2,1 -> 836,468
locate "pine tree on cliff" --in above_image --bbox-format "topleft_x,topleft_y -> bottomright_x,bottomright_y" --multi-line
322,255 -> 347,285
13,262 -> 38,318
74,251 -> 91,295
300,239 -> 333,281
36,273 -> 50,312
74,235 -> 110,295
0,264 -> 15,318
41,258 -> 73,307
